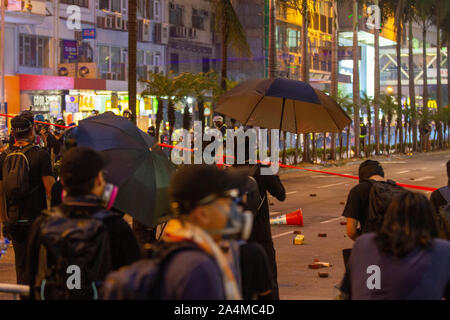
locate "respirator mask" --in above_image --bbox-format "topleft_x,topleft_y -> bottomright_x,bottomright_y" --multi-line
203,189 -> 253,241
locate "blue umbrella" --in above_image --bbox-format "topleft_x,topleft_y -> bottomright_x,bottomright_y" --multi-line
216,78 -> 352,133
74,112 -> 175,227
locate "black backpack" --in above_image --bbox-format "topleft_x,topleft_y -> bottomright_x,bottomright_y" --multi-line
34,207 -> 114,300
100,242 -> 200,300
2,144 -> 39,223
363,180 -> 405,234
241,166 -> 264,216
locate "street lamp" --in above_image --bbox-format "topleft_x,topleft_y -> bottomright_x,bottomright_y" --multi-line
387,86 -> 393,95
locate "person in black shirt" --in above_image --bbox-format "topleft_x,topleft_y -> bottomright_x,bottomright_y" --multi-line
24,147 -> 140,299
430,160 -> 450,215
430,160 -> 450,239
342,160 -> 385,241
0,114 -> 55,285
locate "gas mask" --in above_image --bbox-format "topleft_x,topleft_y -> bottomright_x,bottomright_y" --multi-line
61,183 -> 119,210
205,191 -> 253,241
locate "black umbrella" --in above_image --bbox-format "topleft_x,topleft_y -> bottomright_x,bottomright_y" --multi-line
74,112 -> 175,227
216,78 -> 352,133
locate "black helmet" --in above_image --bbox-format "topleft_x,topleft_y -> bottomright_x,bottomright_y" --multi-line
122,109 -> 135,122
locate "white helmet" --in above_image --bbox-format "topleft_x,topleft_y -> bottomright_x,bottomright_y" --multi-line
213,115 -> 223,122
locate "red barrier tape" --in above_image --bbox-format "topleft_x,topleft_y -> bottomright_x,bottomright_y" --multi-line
160,143 -> 438,192
0,113 -> 437,192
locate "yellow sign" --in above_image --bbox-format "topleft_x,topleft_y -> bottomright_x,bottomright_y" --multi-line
427,100 -> 437,109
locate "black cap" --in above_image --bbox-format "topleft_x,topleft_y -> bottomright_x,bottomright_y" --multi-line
11,115 -> 33,133
61,147 -> 107,186
359,160 -> 384,181
169,165 -> 250,215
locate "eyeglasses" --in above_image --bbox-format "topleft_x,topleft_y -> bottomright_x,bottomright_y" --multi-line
196,189 -> 239,207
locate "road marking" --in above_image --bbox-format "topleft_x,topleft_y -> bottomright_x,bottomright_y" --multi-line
270,211 -> 281,216
286,191 -> 297,195
272,231 -> 294,239
397,170 -> 411,174
411,176 -> 434,182
320,217 -> 344,224
379,161 -> 407,164
317,182 -> 347,189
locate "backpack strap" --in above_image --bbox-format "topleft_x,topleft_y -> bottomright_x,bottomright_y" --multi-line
438,186 -> 450,204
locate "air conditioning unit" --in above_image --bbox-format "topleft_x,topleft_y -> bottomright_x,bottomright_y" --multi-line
114,16 -> 123,30
105,16 -> 113,29
161,23 -> 169,44
122,19 -> 128,31
153,0 -> 161,21
169,3 -> 175,10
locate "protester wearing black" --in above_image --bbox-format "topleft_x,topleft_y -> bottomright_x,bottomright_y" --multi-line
340,191 -> 450,300
342,160 -> 385,240
0,114 -> 55,286
24,147 -> 140,300
429,160 -> 450,239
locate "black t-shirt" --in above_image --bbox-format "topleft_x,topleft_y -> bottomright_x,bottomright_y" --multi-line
430,188 -> 447,216
341,180 -> 373,230
0,144 -> 53,221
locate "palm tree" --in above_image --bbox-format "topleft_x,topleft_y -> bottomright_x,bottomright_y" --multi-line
330,0 -> 339,160
380,93 -> 396,154
336,91 -> 352,159
373,0 -> 381,155
352,0 -> 360,157
214,0 -> 252,90
408,14 -> 418,152
360,92 -> 372,156
414,0 -> 433,152
128,0 -> 137,124
268,0 -> 277,78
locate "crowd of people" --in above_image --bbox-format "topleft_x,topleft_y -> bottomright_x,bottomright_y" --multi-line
0,109 -> 448,300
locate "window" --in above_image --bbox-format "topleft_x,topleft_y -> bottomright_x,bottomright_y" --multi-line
98,46 -> 127,80
314,13 -> 319,31
320,15 -> 327,33
99,0 -> 110,10
138,0 -> 153,19
146,51 -> 154,65
61,0 -> 89,7
169,4 -> 183,26
19,34 -> 49,67
111,0 -> 121,12
192,8 -> 204,30
328,17 -> 333,34
287,29 -> 299,51
99,45 -> 110,73
170,53 -> 179,73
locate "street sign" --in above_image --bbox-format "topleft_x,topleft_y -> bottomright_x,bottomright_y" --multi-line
63,40 -> 78,60
82,28 -> 96,39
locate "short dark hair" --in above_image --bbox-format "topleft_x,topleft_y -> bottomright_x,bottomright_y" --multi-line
375,191 -> 438,258
61,147 -> 106,197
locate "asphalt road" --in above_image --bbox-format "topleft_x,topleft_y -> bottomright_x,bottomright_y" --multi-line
0,150 -> 448,300
272,150 -> 450,300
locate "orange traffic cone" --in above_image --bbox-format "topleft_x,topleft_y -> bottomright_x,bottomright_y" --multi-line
270,209 -> 303,226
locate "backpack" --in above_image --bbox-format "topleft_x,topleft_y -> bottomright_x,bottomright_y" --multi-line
34,207 -> 113,300
363,180 -> 405,234
242,166 -> 265,216
100,242 -> 200,300
2,144 -> 39,224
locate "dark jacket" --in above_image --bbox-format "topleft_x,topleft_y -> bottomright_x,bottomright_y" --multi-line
24,195 -> 141,299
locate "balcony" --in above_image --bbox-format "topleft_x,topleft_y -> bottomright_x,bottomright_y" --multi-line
5,0 -> 47,25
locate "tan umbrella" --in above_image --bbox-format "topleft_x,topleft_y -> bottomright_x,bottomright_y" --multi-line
216,78 -> 352,133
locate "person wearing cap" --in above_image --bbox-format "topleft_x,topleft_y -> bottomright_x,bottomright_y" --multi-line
147,126 -> 156,137
24,147 -> 141,299
156,164 -> 254,299
0,114 -> 55,286
342,160 -> 385,241
213,115 -> 227,141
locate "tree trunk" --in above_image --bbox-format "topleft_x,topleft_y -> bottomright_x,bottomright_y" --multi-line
435,3 -> 443,149
323,133 -> 327,161
352,0 -> 360,157
301,0 -> 311,162
268,0 -> 277,78
282,131 -> 287,164
387,118 -> 392,155
168,99 -> 175,144
339,132 -> 343,160
330,0 -> 339,160
373,0 -> 380,155
396,8 -> 404,153
294,134 -> 299,164
312,133 -> 316,163
128,0 -> 137,124
381,116 -> 385,154
155,98 -> 164,141
197,97 -> 205,130
422,25 -> 429,152
408,19 -> 417,152
346,127 -> 350,158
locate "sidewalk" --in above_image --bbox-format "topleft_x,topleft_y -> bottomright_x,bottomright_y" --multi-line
0,245 -> 17,300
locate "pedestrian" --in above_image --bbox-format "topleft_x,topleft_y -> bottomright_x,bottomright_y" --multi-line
429,160 -> 450,239
102,165 -> 248,300
0,114 -> 55,286
213,115 -> 227,140
342,160 -> 386,241
160,128 -> 171,157
233,136 -> 286,299
24,147 -> 141,300
339,191 -> 450,300
147,126 -> 156,137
